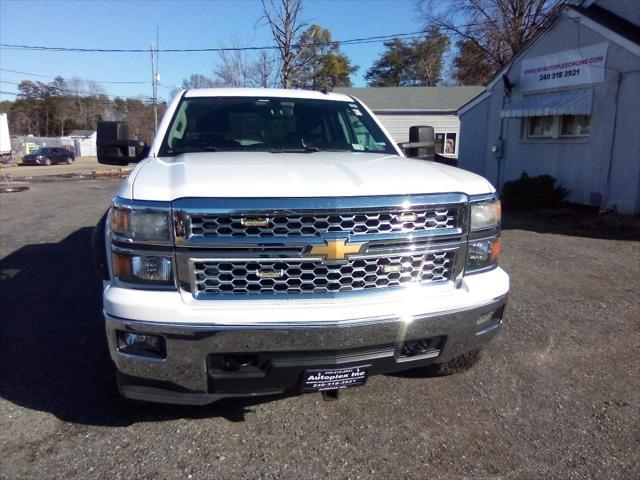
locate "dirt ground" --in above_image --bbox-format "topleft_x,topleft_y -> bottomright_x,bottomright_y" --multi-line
0,178 -> 638,479
1,156 -> 131,179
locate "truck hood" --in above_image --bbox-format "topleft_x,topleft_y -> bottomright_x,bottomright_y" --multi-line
119,151 -> 494,201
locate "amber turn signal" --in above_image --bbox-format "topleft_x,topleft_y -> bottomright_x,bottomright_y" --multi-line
111,208 -> 130,235
490,238 -> 502,259
112,252 -> 133,279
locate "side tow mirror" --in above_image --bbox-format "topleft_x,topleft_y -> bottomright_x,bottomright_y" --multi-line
398,126 -> 435,160
97,121 -> 149,165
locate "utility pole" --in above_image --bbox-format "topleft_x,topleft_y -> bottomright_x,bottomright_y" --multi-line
150,27 -> 160,134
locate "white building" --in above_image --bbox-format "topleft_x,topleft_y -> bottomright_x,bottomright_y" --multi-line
457,0 -> 640,214
68,129 -> 97,157
335,86 -> 484,158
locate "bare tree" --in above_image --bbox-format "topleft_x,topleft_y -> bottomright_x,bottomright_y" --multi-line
213,39 -> 279,88
84,81 -> 108,128
85,80 -> 107,97
66,77 -> 84,96
261,0 -> 306,88
250,50 -> 278,88
67,77 -> 89,126
176,50 -> 276,93
181,74 -> 218,89
215,46 -> 252,87
419,0 -> 563,77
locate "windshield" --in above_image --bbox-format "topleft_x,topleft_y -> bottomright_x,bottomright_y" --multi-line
34,148 -> 53,154
159,96 -> 396,156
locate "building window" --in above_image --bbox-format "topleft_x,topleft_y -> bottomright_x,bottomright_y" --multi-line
523,115 -> 591,139
527,116 -> 555,138
435,132 -> 457,154
560,115 -> 590,136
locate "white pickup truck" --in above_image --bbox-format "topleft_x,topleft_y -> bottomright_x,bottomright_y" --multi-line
93,88 -> 509,405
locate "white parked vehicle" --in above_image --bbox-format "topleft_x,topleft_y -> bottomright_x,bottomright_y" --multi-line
93,88 -> 509,404
0,113 -> 12,163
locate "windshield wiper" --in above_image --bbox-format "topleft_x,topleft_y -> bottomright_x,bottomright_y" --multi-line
268,146 -> 320,153
164,145 -> 221,155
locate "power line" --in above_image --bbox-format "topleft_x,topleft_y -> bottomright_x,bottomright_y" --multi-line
0,30 -> 426,53
1,67 -> 175,94
0,68 -> 50,79
0,68 -> 148,84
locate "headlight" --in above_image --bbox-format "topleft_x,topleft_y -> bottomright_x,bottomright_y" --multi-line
112,251 -> 173,284
470,199 -> 501,231
466,237 -> 501,272
110,201 -> 171,243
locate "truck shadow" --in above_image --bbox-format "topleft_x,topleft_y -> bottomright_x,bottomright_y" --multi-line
0,227 -> 286,426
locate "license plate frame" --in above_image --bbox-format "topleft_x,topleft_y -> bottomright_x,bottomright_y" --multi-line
301,365 -> 369,392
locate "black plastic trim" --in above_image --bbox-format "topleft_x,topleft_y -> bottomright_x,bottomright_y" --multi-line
91,209 -> 110,280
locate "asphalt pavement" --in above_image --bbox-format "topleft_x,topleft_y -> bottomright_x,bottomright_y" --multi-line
0,178 -> 638,479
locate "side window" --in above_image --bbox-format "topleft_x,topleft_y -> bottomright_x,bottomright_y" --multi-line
527,116 -> 554,138
560,115 -> 590,137
347,112 -> 372,147
166,102 -> 188,149
522,115 -> 591,139
445,133 -> 456,154
336,112 -> 352,145
343,108 -> 389,152
434,133 -> 458,155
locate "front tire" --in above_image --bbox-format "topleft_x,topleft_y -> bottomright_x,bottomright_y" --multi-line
65,156 -> 73,164
43,158 -> 52,166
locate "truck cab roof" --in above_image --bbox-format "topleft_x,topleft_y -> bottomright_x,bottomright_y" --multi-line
183,88 -> 355,103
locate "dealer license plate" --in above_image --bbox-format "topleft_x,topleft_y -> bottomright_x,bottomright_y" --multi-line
301,366 -> 369,392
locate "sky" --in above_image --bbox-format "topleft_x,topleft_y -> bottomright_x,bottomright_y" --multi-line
0,0 -> 427,102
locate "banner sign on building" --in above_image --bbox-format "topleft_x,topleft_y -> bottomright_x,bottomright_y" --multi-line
520,43 -> 608,92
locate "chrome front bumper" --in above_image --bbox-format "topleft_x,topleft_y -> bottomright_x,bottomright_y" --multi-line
105,294 -> 507,405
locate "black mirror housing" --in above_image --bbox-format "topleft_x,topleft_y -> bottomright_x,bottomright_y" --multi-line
399,126 -> 435,160
97,121 -> 149,165
97,140 -> 148,165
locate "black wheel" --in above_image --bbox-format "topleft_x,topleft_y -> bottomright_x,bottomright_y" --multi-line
43,158 -> 52,166
421,350 -> 482,377
65,156 -> 73,164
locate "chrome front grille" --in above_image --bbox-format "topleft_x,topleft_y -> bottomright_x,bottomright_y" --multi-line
192,251 -> 455,295
174,195 -> 468,298
188,207 -> 457,239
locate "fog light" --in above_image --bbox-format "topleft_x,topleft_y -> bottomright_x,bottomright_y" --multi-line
476,307 -> 504,333
476,310 -> 495,327
398,336 -> 445,361
117,331 -> 166,358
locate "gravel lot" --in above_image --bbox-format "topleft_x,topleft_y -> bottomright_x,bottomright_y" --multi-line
1,178 -> 638,479
1,156 -> 131,179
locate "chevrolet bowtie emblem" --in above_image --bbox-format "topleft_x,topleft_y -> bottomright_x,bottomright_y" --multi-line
309,238 -> 366,261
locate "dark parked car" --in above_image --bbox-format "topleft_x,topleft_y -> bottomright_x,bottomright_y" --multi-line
23,147 -> 75,166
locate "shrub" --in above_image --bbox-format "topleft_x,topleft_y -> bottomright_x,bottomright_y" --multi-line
501,172 -> 569,209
